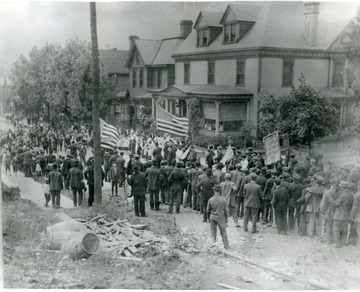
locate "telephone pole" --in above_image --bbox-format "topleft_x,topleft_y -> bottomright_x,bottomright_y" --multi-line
90,2 -> 102,205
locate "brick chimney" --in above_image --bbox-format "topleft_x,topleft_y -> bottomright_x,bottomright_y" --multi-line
180,20 -> 193,38
304,2 -> 320,47
129,35 -> 139,50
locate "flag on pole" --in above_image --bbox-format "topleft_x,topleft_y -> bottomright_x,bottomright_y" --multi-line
100,119 -> 119,150
221,146 -> 235,164
156,106 -> 189,137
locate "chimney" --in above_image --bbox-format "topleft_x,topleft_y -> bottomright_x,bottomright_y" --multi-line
180,20 -> 193,38
129,35 -> 139,50
304,2 -> 320,47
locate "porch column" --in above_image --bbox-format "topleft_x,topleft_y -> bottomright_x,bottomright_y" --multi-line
152,98 -> 156,119
215,101 -> 220,136
175,99 -> 180,115
246,101 -> 250,121
165,99 -> 169,112
340,100 -> 344,128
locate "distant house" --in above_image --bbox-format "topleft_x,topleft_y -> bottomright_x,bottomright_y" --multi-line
99,49 -> 129,127
118,20 -> 192,130
151,2 -> 358,137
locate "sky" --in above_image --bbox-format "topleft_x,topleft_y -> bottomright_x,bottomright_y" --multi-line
0,1 -> 359,73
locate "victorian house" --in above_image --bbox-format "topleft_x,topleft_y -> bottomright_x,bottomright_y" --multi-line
151,2 -> 357,137
117,20 -> 193,130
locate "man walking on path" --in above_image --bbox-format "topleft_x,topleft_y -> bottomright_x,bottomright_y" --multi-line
145,160 -> 161,210
197,169 -> 216,222
128,165 -> 147,217
207,185 -> 230,250
48,163 -> 63,209
243,172 -> 261,233
68,160 -> 84,207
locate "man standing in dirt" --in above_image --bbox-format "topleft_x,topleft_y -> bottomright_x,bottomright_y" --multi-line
116,151 -> 126,187
145,159 -> 161,211
168,161 -> 187,214
197,169 -> 216,222
207,185 -> 230,250
48,163 -> 63,209
271,178 -> 289,235
68,160 -> 84,207
221,173 -> 239,227
128,165 -> 147,217
243,172 -> 261,233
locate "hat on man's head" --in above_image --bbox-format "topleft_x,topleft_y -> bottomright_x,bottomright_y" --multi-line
283,167 -> 290,172
225,173 -> 231,180
236,163 -> 242,170
290,153 -> 296,158
293,173 -> 301,181
212,185 -> 221,192
303,178 -> 311,184
283,173 -> 291,179
132,165 -> 140,172
152,159 -> 158,166
261,167 -> 267,174
339,180 -> 351,189
134,154 -> 140,159
161,160 -> 168,166
176,161 -> 184,168
315,175 -> 325,185
271,169 -> 277,175
250,172 -> 257,179
242,168 -> 249,173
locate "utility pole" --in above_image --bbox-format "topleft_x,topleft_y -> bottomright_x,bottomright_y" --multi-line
90,2 -> 102,205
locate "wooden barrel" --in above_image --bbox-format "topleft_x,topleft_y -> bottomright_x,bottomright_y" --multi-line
48,231 -> 83,250
45,220 -> 83,240
61,233 -> 100,260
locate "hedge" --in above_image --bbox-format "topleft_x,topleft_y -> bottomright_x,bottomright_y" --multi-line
193,135 -> 253,149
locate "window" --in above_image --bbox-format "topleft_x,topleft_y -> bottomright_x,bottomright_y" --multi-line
157,70 -> 162,89
139,70 -> 143,88
282,59 -> 294,87
223,120 -> 244,131
132,70 -> 136,87
184,63 -> 190,84
197,29 -> 209,47
204,119 -> 216,131
147,68 -> 153,88
224,23 -> 238,44
208,62 -> 215,85
332,60 -> 345,87
168,67 -> 175,86
236,60 -> 245,86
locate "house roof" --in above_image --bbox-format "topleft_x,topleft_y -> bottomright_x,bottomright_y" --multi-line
116,88 -> 151,99
194,11 -> 223,28
152,38 -> 184,65
220,4 -> 260,24
99,49 -> 129,75
173,2 -> 358,56
192,85 -> 252,96
134,39 -> 162,65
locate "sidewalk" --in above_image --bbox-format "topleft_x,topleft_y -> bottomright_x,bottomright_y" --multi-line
2,168 -> 74,210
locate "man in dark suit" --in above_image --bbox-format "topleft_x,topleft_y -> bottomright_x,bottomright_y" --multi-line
68,160 -> 84,207
288,173 -> 304,230
167,143 -> 177,165
84,158 -> 105,207
262,169 -> 277,225
196,169 -> 216,222
128,165 -> 147,217
272,178 -> 289,235
23,148 -> 33,177
145,160 -> 161,210
168,161 -> 187,214
255,167 -> 267,221
48,163 -> 63,209
243,172 -> 262,233
116,151 -> 126,187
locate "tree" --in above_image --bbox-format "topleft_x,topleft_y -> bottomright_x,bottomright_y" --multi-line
186,97 -> 201,141
258,89 -> 282,138
279,76 -> 339,147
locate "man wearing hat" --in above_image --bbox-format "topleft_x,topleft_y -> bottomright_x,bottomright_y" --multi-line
262,169 -> 277,225
350,189 -> 360,247
288,173 -> 304,231
48,163 -> 63,209
297,177 -> 311,236
188,161 -> 202,211
197,169 -> 216,222
221,173 -> 239,227
347,165 -> 360,193
116,151 -> 126,187
333,181 -> 354,247
133,154 -> 144,172
243,172 -> 262,233
213,162 -> 225,184
207,185 -> 230,249
145,160 -> 161,211
239,168 -> 251,219
255,167 -> 267,221
127,165 -> 147,217
320,177 -> 339,244
272,178 -> 289,235
168,161 -> 187,214
305,175 -> 326,237
68,160 -> 84,207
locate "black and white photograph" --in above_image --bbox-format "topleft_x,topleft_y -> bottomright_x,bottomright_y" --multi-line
1,0 -> 360,289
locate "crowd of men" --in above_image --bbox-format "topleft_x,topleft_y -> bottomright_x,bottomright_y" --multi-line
2,122 -> 360,250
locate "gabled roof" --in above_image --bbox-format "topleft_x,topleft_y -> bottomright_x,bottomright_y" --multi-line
126,39 -> 162,67
116,88 -> 151,99
99,49 -> 129,75
194,11 -> 223,29
152,38 -> 184,65
173,2 -> 358,56
220,4 -> 260,24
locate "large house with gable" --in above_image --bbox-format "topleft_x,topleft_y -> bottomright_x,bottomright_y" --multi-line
151,2 -> 358,137
117,20 -> 193,130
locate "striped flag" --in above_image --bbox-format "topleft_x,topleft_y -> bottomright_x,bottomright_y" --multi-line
156,106 -> 189,137
221,146 -> 235,164
100,119 -> 120,150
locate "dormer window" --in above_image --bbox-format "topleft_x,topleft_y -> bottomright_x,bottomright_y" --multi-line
223,22 -> 253,44
197,29 -> 209,47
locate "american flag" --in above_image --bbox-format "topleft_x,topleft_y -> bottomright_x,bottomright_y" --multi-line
100,119 -> 120,150
221,146 -> 235,164
156,106 -> 189,137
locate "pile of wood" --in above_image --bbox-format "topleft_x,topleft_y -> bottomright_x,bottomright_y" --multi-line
76,215 -> 169,260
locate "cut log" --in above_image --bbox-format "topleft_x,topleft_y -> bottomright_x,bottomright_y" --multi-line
123,249 -> 132,257
127,246 -> 138,254
86,214 -> 106,224
128,224 -> 148,230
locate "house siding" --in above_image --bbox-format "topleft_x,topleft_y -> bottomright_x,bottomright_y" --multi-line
191,61 -> 207,84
